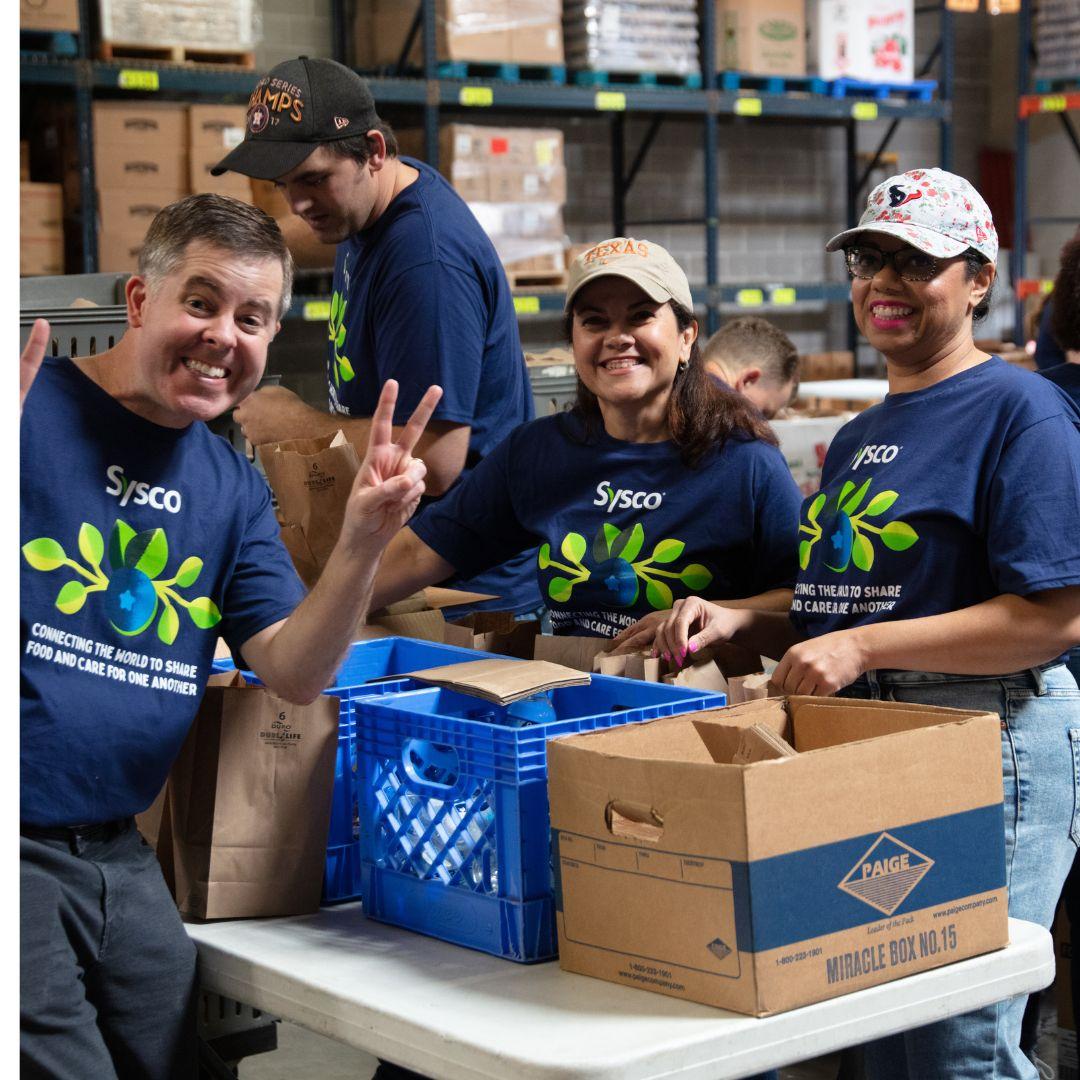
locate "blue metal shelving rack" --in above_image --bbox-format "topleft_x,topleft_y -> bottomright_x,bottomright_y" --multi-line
20,0 -> 956,343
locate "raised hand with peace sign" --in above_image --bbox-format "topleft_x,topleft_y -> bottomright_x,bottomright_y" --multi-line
21,319 -> 50,414
339,378 -> 444,555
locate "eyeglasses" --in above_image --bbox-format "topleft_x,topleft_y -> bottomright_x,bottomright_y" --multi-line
844,245 -> 941,283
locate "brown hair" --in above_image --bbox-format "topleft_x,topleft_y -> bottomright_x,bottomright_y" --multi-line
322,121 -> 400,165
703,316 -> 799,385
1050,232 -> 1080,351
563,301 -> 778,467
139,193 -> 294,317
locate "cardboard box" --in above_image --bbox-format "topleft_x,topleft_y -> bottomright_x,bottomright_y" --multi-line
94,150 -> 188,194
188,104 -> 247,148
549,696 -> 1008,1015
21,234 -> 64,276
21,182 -> 63,234
97,229 -> 147,273
189,147 -> 253,197
96,188 -> 182,234
93,102 -> 188,147
20,0 -> 79,32
443,610 -> 539,658
809,0 -> 915,84
356,2 -> 513,67
509,20 -> 563,65
715,0 -> 806,77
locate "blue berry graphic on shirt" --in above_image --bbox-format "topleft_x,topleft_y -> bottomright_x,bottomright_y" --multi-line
538,523 -> 713,610
799,478 -> 919,573
328,290 -> 355,387
22,519 -> 222,645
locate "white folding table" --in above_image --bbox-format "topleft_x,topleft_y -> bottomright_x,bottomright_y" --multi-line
188,906 -> 1053,1080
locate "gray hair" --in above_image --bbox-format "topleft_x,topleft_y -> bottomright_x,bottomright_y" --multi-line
138,193 -> 294,318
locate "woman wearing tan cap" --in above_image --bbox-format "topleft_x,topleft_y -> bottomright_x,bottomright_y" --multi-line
368,237 -> 803,641
617,169 -> 1080,1080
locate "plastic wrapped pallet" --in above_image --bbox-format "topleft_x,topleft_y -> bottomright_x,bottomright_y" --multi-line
354,0 -> 562,68
563,0 -> 700,78
1034,0 -> 1080,82
98,0 -> 261,51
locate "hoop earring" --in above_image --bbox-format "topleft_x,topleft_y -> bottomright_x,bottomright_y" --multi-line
677,358 -> 689,373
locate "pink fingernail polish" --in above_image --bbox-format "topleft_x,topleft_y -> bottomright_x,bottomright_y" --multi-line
663,652 -> 671,663
689,640 -> 699,652
679,647 -> 687,660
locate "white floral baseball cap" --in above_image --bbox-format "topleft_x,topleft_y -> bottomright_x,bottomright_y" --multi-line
826,168 -> 998,263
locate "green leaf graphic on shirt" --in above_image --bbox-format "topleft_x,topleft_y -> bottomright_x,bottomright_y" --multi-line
880,520 -> 919,551
798,478 -> 921,574
619,523 -> 645,562
328,289 -> 355,386
537,543 -> 552,570
109,519 -> 136,570
651,538 -> 685,564
548,577 -> 575,603
851,532 -> 875,572
680,564 -> 712,590
561,532 -> 587,563
78,523 -> 104,569
23,518 -> 224,645
646,578 -> 673,610
55,580 -> 88,614
593,522 -> 620,561
22,537 -> 67,571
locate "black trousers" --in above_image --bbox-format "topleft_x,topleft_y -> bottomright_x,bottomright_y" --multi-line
21,819 -> 198,1080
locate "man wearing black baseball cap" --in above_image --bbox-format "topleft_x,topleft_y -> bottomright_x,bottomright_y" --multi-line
215,56 -> 540,619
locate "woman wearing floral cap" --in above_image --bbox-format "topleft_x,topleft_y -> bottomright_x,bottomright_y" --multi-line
616,169 -> 1080,1079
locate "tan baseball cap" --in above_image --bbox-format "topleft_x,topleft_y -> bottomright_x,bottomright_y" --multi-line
564,237 -> 694,314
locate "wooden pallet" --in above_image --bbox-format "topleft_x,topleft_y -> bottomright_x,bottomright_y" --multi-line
99,41 -> 255,68
507,269 -> 567,290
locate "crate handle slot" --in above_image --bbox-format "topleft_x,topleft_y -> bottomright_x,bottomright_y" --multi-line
401,738 -> 461,793
605,800 -> 664,844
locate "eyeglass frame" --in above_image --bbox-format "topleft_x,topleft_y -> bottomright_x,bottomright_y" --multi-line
843,243 -> 945,283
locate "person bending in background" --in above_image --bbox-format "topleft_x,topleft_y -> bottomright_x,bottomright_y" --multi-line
702,315 -> 799,419
211,56 -> 539,620
366,238 -> 803,641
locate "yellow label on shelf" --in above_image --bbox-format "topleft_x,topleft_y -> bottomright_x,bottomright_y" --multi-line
595,91 -> 627,112
1040,279 -> 1055,295
118,69 -> 160,92
734,97 -> 763,117
770,287 -> 797,306
302,301 -> 331,321
852,101 -> 879,121
736,289 -> 764,307
1040,95 -> 1068,113
459,85 -> 494,107
513,296 -> 541,315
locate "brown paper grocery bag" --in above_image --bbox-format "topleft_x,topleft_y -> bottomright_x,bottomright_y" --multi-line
258,431 -> 361,581
168,671 -> 339,919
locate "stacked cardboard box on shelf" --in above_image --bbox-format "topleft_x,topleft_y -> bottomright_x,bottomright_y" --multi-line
354,0 -> 563,69
808,0 -> 915,84
563,0 -> 700,78
94,102 -> 188,272
401,123 -> 568,284
714,0 -> 805,77
188,105 -> 251,198
20,0 -> 79,32
21,183 -> 64,277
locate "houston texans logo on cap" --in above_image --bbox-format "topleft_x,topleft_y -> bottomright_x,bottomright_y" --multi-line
888,185 -> 923,209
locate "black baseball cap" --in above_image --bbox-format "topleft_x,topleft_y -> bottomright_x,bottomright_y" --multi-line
212,56 -> 381,180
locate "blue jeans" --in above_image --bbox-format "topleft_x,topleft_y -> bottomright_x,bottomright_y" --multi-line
20,819 -> 198,1079
839,663 -> 1080,1080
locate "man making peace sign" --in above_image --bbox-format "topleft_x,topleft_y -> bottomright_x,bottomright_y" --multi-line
19,193 -> 440,1079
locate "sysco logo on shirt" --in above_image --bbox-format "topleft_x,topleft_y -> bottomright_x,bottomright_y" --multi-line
594,481 -> 664,513
105,465 -> 182,513
851,444 -> 901,470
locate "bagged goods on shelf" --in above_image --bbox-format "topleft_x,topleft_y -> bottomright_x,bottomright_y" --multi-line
563,0 -> 700,77
98,0 -> 261,50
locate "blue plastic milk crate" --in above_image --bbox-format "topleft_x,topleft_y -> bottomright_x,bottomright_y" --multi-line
212,637 -> 504,901
353,676 -> 726,962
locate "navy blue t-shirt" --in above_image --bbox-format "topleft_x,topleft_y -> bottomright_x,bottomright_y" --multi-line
21,358 -> 306,826
412,413 -> 802,637
790,358 -> 1080,639
1042,362 -> 1080,409
328,157 -> 538,614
